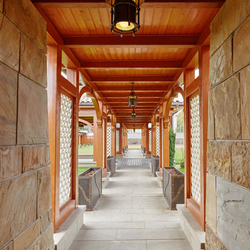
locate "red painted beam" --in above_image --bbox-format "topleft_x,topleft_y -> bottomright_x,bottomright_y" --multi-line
63,35 -> 199,48
32,0 -> 225,9
81,60 -> 183,69
91,76 -> 174,82
107,99 -> 159,103
102,92 -> 164,98
98,86 -> 168,92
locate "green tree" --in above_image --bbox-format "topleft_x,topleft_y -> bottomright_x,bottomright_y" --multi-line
169,127 -> 176,167
176,109 -> 184,133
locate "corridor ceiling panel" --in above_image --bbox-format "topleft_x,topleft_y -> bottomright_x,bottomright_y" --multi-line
33,0 -> 224,125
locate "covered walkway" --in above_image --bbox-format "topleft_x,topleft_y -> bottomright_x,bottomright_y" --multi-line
69,151 -> 192,250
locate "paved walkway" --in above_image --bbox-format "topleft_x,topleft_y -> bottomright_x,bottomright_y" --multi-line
69,150 -> 192,250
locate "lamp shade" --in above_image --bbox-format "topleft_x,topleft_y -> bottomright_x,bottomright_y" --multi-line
128,82 -> 137,107
108,0 -> 144,36
131,107 -> 136,119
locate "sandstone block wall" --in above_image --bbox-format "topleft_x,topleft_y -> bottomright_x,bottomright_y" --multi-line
207,0 -> 250,249
0,0 -> 54,249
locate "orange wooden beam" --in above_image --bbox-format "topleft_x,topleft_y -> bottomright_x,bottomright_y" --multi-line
32,0 -> 225,9
115,107 -> 155,110
98,85 -> 168,92
63,35 -> 199,48
107,99 -> 159,103
91,76 -> 174,82
102,92 -> 164,98
81,60 -> 183,69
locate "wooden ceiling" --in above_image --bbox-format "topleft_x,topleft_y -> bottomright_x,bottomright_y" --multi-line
32,0 -> 224,125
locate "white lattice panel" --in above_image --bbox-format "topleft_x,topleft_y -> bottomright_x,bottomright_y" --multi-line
116,130 -> 120,152
161,120 -> 163,166
156,126 -> 160,156
59,93 -> 72,207
107,126 -> 111,157
190,95 -> 201,205
103,121 -> 105,168
149,129 -> 152,152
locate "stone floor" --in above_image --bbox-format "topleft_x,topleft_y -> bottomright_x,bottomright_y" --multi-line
69,150 -> 192,250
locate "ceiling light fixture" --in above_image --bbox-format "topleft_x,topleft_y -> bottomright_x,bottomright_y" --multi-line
106,0 -> 144,37
131,107 -> 136,120
128,82 -> 137,107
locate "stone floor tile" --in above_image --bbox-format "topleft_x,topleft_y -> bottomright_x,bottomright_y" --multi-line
120,208 -> 143,214
85,213 -> 132,222
81,222 -> 145,229
116,228 -> 187,240
74,229 -> 117,241
145,222 -> 181,229
69,240 -> 147,250
147,240 -> 193,250
69,150 -> 190,250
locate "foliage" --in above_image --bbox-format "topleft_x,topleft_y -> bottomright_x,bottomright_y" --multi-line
176,109 -> 184,133
78,145 -> 93,155
169,127 -> 176,167
174,148 -> 185,172
174,148 -> 183,164
179,167 -> 184,173
78,167 -> 91,175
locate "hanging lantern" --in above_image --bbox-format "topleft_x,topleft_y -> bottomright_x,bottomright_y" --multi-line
131,107 -> 136,120
128,82 -> 137,107
106,0 -> 144,37
133,125 -> 135,132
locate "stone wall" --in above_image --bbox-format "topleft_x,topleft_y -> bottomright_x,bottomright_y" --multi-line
207,0 -> 250,249
0,0 -> 54,249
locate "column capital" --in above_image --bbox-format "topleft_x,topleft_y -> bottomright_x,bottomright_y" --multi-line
96,120 -> 102,128
163,121 -> 170,129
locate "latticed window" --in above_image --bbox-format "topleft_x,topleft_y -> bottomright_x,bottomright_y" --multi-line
107,126 -> 111,157
59,93 -> 73,207
116,130 -> 120,152
103,121 -> 105,168
190,94 -> 201,205
156,126 -> 160,156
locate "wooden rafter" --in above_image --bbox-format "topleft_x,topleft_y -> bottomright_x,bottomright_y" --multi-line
91,76 -> 174,82
98,86 -> 168,92
81,60 -> 183,69
32,0 -> 225,9
63,36 -> 199,48
102,92 -> 164,98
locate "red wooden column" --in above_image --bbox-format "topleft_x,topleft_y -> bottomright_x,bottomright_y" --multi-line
141,127 -> 144,147
47,45 -> 79,232
111,114 -> 116,156
184,47 -> 209,230
118,125 -> 122,154
93,114 -> 97,162
95,120 -> 104,167
151,114 -> 157,155
159,105 -> 163,170
146,123 -> 150,154
162,120 -> 170,168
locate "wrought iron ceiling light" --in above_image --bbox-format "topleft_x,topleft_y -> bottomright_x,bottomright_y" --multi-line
128,82 -> 137,107
131,107 -> 136,120
107,0 -> 144,37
